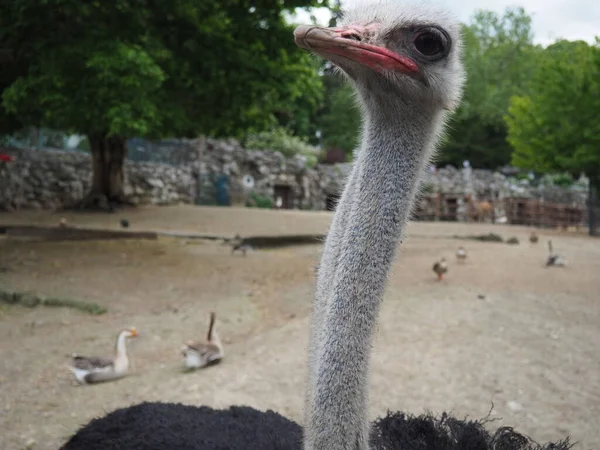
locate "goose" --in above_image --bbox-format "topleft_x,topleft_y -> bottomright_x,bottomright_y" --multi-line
182,312 -> 224,370
433,257 -> 448,281
546,240 -> 566,267
456,246 -> 467,262
68,327 -> 138,384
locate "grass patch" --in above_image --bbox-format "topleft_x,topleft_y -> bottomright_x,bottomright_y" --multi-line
42,296 -> 107,314
0,288 -> 107,315
454,232 -> 504,243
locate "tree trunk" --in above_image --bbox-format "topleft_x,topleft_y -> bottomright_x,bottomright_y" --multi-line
78,135 -> 130,211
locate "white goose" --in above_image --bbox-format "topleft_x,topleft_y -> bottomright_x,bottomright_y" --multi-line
69,327 -> 138,384
546,240 -> 566,267
456,246 -> 467,262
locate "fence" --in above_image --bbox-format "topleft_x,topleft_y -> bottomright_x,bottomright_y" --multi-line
503,184 -> 600,236
1,130 -> 199,167
412,193 -> 494,223
126,137 -> 198,166
503,198 -> 587,229
412,192 -> 598,233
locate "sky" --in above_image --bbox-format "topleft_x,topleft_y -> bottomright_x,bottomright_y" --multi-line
290,0 -> 599,46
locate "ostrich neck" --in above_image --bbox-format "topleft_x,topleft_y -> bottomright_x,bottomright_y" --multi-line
304,106 -> 442,450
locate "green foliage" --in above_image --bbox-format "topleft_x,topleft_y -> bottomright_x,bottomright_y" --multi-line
0,0 -> 327,141
549,173 -> 575,188
457,8 -> 537,127
506,39 -> 600,179
319,80 -> 361,154
245,126 -> 319,165
439,8 -> 540,169
0,287 -> 107,315
273,56 -> 324,142
247,192 -> 274,209
303,5 -> 361,159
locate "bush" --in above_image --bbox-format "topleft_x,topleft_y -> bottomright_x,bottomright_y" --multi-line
548,173 -> 574,188
247,193 -> 273,209
245,126 -> 319,166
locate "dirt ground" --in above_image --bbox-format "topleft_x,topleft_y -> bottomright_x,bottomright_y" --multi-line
0,205 -> 598,450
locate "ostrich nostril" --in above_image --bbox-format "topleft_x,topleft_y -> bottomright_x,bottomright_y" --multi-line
341,30 -> 363,41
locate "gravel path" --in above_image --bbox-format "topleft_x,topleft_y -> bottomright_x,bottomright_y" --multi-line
0,206 -> 598,450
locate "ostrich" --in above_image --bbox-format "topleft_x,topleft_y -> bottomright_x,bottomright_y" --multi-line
59,3 -> 572,450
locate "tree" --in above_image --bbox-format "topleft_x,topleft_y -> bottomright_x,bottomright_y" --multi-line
506,39 -> 600,234
438,8 -> 540,169
0,0 -> 326,208
271,55 -> 324,143
310,0 -> 362,159
318,80 -> 360,154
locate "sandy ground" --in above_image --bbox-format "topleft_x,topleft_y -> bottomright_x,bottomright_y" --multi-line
0,205 -> 598,450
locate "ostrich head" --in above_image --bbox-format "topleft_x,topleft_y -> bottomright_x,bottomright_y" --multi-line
294,1 -> 465,114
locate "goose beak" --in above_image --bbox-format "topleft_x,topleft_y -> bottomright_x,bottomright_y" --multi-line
294,24 -> 419,75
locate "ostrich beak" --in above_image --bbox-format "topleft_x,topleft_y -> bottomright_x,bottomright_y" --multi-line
294,24 -> 419,75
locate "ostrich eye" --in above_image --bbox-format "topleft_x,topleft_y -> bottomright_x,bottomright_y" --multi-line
410,27 -> 449,61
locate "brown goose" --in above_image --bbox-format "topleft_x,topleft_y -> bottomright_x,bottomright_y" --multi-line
530,231 -> 539,243
182,312 -> 224,370
69,327 -> 138,384
433,257 -> 448,281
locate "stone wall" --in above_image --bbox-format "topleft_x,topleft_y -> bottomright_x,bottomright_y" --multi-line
0,139 -> 589,214
0,141 -> 341,212
0,147 -> 194,211
422,165 -> 588,205
129,137 -> 351,210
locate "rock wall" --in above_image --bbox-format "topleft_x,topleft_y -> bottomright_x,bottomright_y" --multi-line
0,139 -> 589,214
129,137 -> 349,210
422,165 -> 588,205
0,141 -> 337,212
0,147 -> 194,211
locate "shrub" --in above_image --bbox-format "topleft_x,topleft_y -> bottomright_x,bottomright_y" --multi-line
245,126 -> 319,166
247,193 -> 273,209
